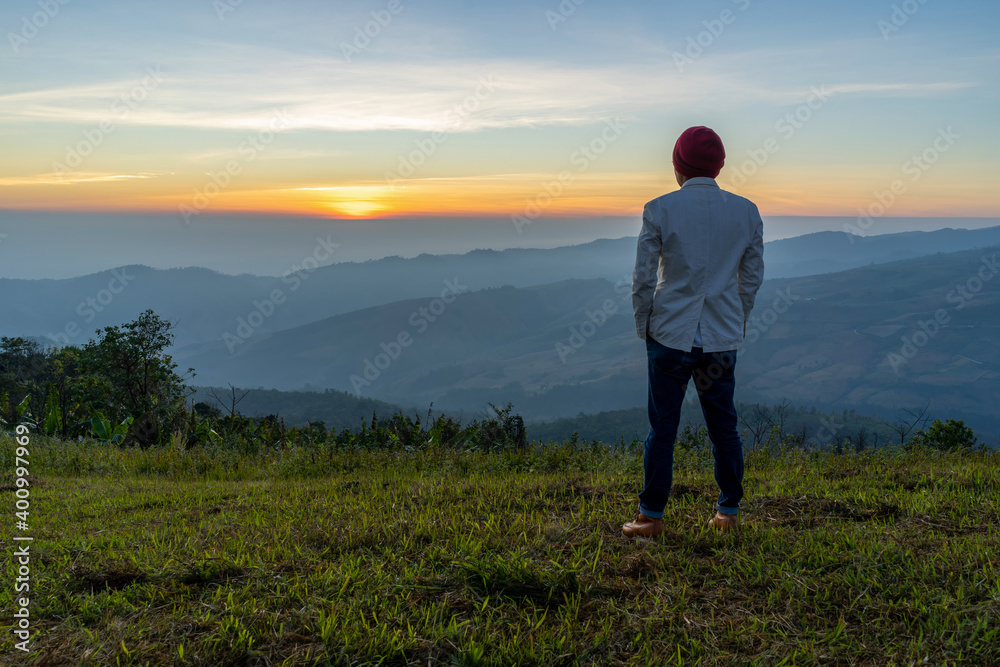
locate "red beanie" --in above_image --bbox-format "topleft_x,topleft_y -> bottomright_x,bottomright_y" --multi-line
672,126 -> 726,179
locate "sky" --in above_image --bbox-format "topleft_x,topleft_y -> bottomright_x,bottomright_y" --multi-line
0,0 -> 998,258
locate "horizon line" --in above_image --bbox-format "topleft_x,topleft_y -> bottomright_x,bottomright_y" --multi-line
1,208 -> 998,221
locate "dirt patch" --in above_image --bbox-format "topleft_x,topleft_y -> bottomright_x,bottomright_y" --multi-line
746,495 -> 901,525
620,551 -> 658,579
687,538 -> 720,558
458,553 -> 584,609
548,482 -> 602,501
69,565 -> 148,593
0,476 -> 46,491
821,468 -> 861,480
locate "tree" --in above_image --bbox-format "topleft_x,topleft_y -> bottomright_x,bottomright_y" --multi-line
39,345 -> 86,438
208,383 -> 251,422
772,399 -> 791,439
911,419 -> 977,452
739,404 -> 772,449
738,401 -> 790,449
193,401 -> 223,420
845,426 -> 870,452
0,336 -> 49,425
80,310 -> 194,446
881,404 -> 930,445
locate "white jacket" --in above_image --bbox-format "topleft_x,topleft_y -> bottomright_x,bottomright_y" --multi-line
631,177 -> 764,352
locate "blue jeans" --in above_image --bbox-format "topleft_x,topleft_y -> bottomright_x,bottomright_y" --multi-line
638,336 -> 744,518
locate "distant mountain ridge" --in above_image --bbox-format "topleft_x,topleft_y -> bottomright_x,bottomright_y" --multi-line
173,245 -> 1000,441
764,226 -> 1000,278
2,225 -> 998,351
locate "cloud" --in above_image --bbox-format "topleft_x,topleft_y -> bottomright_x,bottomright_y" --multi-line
0,35 -> 979,136
0,172 -> 166,186
823,82 -> 977,96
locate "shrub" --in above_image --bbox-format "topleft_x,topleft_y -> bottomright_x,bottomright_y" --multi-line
909,419 -> 977,452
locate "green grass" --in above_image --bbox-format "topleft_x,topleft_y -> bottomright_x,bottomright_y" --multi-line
2,435 -> 998,666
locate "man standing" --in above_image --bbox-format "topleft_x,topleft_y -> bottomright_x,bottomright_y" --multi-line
624,126 -> 764,538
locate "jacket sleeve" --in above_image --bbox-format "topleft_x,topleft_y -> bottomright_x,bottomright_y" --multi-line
632,203 -> 661,340
737,204 -> 765,325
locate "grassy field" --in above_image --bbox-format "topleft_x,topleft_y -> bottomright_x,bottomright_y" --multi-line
2,435 -> 998,666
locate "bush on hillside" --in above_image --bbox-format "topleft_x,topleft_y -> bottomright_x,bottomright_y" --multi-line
909,418 -> 978,452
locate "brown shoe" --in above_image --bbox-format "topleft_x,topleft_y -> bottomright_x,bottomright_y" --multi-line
707,511 -> 739,533
622,511 -> 664,538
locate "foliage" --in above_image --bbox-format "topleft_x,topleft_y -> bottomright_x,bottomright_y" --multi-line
675,424 -> 709,452
464,402 -> 528,453
0,311 -> 194,447
89,411 -> 135,444
910,418 -> 979,452
0,336 -> 48,426
79,309 -> 194,446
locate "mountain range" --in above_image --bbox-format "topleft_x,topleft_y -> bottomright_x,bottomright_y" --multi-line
2,226 -> 998,350
3,225 -> 997,442
172,244 -> 1000,441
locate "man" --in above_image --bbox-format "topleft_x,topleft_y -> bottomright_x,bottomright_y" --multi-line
624,126 -> 764,538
